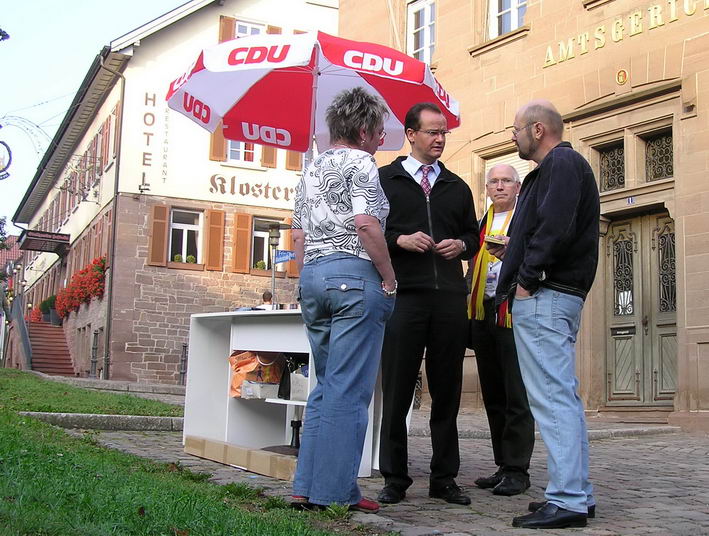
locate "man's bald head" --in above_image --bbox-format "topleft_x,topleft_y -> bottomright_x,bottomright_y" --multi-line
518,100 -> 564,139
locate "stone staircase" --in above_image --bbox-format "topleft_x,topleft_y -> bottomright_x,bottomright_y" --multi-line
28,322 -> 76,376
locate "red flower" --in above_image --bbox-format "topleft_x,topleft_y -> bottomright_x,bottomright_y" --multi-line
55,256 -> 107,318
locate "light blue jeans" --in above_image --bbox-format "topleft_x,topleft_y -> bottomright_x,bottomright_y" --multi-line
293,253 -> 395,505
512,287 -> 594,514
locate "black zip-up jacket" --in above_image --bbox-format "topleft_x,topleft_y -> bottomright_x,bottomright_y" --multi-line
497,142 -> 600,305
379,157 -> 479,294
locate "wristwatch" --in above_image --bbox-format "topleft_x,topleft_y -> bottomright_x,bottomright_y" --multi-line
459,239 -> 467,252
382,280 -> 398,296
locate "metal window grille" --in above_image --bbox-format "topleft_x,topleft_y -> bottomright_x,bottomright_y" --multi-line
599,143 -> 625,192
645,132 -> 673,182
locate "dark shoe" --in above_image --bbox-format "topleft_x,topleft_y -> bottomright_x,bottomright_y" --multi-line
474,470 -> 503,489
493,475 -> 530,496
528,501 -> 595,518
513,502 -> 587,529
349,497 -> 380,514
377,485 -> 406,504
429,483 -> 471,505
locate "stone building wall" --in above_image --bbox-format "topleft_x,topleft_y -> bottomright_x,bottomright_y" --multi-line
108,193 -> 298,384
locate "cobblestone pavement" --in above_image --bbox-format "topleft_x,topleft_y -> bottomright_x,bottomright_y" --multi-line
76,425 -> 709,536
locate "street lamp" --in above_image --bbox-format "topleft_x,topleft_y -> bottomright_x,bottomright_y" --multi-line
268,222 -> 291,307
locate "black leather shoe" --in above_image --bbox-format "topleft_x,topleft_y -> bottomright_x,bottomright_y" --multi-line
377,485 -> 406,504
528,501 -> 595,518
512,503 -> 587,528
492,475 -> 530,496
474,471 -> 503,489
429,483 -> 471,505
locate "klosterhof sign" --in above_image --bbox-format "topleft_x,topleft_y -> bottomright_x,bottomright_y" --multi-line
543,0 -> 709,68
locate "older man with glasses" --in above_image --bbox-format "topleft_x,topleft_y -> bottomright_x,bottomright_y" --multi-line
376,102 -> 479,507
465,164 -> 535,497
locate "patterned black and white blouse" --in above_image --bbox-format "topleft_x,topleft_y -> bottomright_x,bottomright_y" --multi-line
292,147 -> 389,264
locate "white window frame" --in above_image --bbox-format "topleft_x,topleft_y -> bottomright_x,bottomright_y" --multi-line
407,0 -> 436,64
227,140 -> 260,166
252,217 -> 284,270
169,209 -> 203,264
488,0 -> 528,40
235,20 -> 265,38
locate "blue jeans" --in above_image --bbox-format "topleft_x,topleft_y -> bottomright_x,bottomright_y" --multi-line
293,253 -> 395,505
512,287 -> 594,514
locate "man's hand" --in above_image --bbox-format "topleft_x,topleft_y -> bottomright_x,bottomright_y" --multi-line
434,238 -> 465,260
515,284 -> 531,298
397,232 -> 435,253
485,235 -> 509,259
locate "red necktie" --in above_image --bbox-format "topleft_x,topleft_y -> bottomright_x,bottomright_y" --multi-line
420,165 -> 432,196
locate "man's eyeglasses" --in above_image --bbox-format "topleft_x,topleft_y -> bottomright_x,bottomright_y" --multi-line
511,122 -> 537,135
377,130 -> 387,146
486,178 -> 517,186
415,129 -> 451,138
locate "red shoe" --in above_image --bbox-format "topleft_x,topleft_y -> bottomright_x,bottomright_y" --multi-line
349,497 -> 380,514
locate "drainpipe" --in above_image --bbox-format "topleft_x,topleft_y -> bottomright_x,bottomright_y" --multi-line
99,54 -> 126,380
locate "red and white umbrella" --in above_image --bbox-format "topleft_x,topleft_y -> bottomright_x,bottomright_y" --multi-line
166,31 -> 460,153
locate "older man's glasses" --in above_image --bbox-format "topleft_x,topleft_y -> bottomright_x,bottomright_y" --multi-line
486,178 -> 517,186
511,122 -> 536,135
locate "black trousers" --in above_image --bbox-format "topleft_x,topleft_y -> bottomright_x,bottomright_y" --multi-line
379,290 -> 468,491
469,297 -> 535,476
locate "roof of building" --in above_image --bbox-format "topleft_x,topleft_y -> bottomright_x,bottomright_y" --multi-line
12,0 -> 218,224
0,235 -> 21,270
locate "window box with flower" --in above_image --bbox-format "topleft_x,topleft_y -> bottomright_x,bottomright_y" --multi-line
55,256 -> 107,318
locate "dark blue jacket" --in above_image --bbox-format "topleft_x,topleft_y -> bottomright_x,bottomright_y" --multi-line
496,142 -> 600,304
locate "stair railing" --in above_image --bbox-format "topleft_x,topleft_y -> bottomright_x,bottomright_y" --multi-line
3,288 -> 32,369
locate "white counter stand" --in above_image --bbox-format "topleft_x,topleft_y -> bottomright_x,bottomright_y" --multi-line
183,309 -> 378,478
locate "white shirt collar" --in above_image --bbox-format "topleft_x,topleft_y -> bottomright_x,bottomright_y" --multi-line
402,155 -> 440,185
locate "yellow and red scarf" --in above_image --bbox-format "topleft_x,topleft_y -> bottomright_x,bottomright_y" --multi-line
468,204 -> 514,328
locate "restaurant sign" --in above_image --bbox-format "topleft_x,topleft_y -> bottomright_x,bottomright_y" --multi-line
543,0 -> 709,68
18,229 -> 71,255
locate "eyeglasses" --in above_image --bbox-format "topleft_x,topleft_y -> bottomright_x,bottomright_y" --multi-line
486,178 -> 517,186
511,122 -> 536,135
415,129 -> 451,138
378,130 -> 386,146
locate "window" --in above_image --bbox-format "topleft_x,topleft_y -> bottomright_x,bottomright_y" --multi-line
169,209 -> 202,263
228,140 -> 257,163
488,0 -> 528,39
236,21 -> 264,37
148,206 -> 224,270
252,218 -> 280,270
407,0 -> 436,64
598,142 -> 625,192
643,130 -> 673,182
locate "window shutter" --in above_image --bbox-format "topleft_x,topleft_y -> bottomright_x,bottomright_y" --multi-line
232,213 -> 253,273
147,205 -> 169,267
204,209 -> 225,271
112,103 -> 121,159
267,25 -> 282,34
286,150 -> 303,171
210,16 -> 236,160
261,146 -> 277,168
219,15 -> 236,42
209,122 -> 227,162
282,217 -> 299,277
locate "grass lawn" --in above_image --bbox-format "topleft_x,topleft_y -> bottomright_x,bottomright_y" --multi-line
0,409 -> 350,535
0,369 -> 182,416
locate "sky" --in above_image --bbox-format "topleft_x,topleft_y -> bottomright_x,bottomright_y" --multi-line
0,0 -> 186,233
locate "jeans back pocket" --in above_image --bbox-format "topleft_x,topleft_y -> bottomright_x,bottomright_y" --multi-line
325,276 -> 365,318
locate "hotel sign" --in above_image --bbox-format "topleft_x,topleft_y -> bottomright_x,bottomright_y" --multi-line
543,0 -> 709,68
18,229 -> 71,255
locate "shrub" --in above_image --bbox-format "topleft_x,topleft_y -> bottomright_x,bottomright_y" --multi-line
254,260 -> 267,270
173,254 -> 183,262
186,255 -> 197,263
